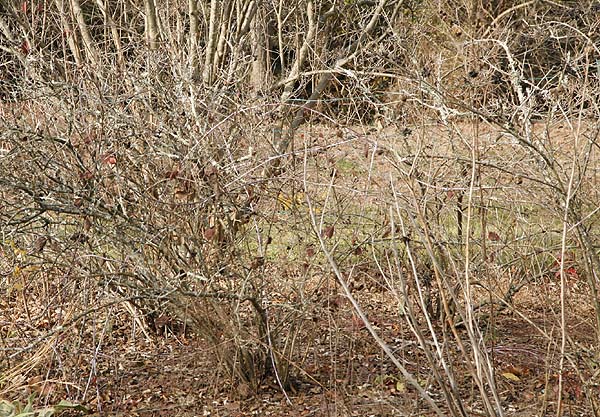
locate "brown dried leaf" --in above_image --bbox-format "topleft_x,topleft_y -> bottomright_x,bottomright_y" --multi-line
165,169 -> 179,180
250,257 -> 264,269
204,165 -> 218,177
33,236 -> 47,253
203,227 -> 217,241
323,226 -> 334,239
69,232 -> 88,243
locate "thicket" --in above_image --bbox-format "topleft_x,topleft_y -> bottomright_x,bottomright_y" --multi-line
1,0 -> 600,415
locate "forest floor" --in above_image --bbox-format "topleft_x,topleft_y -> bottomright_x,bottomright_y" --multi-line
2,121 -> 600,416
4,279 -> 595,417
93,289 -> 599,417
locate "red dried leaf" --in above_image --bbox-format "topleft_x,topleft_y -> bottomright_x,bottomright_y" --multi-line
83,133 -> 95,145
102,155 -> 117,165
20,40 -> 30,55
488,231 -> 500,241
80,171 -> 94,181
566,266 -> 578,278
556,266 -> 579,280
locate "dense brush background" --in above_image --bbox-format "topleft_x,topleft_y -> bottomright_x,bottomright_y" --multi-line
1,1 -> 600,415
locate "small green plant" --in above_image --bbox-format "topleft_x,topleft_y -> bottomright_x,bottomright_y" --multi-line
0,395 -> 89,417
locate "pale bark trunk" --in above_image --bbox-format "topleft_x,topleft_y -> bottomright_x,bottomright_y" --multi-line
213,0 -> 234,80
280,0 -> 316,103
189,0 -> 200,79
249,3 -> 269,93
95,0 -> 125,68
70,0 -> 99,66
273,0 -> 285,74
144,0 -> 160,50
202,0 -> 220,84
54,0 -> 82,68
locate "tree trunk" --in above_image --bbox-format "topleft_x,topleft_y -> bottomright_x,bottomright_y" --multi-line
144,0 -> 160,50
95,0 -> 125,68
214,0 -> 234,82
203,0 -> 220,84
267,0 -> 388,176
249,3 -> 269,94
70,0 -> 99,66
189,0 -> 200,79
